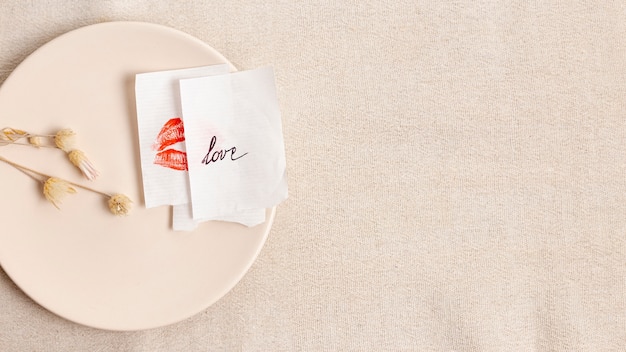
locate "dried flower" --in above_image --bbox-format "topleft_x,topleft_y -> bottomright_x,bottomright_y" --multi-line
1,127 -> 28,145
1,127 -> 57,149
54,128 -> 77,152
43,177 -> 77,209
108,194 -> 132,216
0,156 -> 129,216
1,125 -> 119,215
68,149 -> 99,180
28,136 -> 43,148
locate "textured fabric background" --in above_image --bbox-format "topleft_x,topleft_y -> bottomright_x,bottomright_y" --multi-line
1,1 -> 626,351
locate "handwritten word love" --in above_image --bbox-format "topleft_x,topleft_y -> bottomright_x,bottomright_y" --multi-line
201,136 -> 248,165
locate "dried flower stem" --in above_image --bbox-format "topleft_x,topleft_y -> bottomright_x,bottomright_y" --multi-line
1,128 -> 54,145
3,141 -> 57,149
0,156 -> 108,196
2,127 -> 99,180
0,155 -> 131,215
8,161 -> 42,183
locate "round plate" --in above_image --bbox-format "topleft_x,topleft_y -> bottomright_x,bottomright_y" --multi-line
0,22 -> 274,331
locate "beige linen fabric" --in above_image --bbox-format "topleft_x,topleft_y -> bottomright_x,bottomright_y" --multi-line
1,1 -> 626,351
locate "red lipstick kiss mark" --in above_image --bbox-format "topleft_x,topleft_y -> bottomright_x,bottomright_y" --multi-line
154,149 -> 188,171
153,117 -> 185,151
153,117 -> 188,171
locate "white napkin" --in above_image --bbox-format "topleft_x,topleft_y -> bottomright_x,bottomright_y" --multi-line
180,66 -> 288,220
136,65 -> 287,231
135,64 -> 230,208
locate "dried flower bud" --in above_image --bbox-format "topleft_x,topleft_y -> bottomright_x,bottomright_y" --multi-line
1,127 -> 27,145
108,194 -> 132,216
54,128 -> 77,152
68,149 -> 99,180
28,136 -> 43,148
43,177 -> 77,209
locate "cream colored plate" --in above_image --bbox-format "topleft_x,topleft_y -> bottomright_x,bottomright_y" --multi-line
0,22 -> 274,331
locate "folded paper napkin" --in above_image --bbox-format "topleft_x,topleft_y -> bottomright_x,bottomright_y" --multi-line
135,65 -> 288,231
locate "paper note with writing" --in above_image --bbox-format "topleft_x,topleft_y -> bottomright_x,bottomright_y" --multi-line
180,66 -> 288,219
172,203 -> 266,231
135,64 -> 230,208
